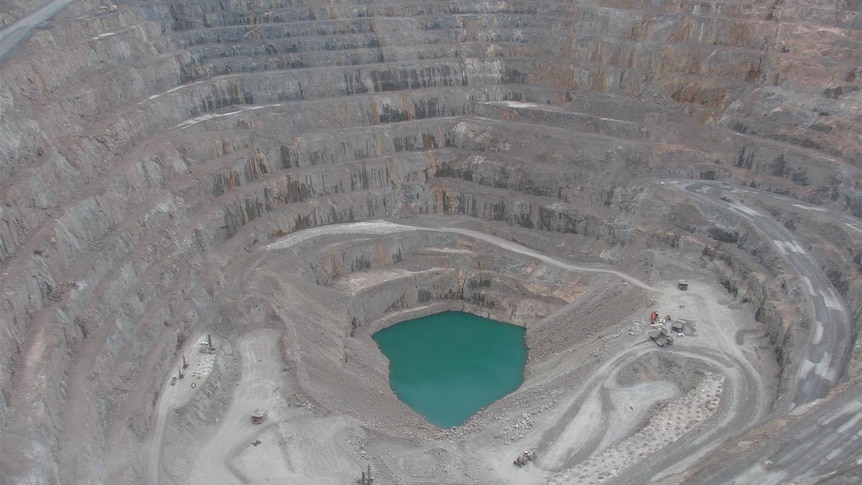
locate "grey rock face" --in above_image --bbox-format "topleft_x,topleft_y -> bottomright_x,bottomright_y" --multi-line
0,0 -> 860,484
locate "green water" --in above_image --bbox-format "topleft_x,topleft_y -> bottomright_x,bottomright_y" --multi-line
373,311 -> 527,428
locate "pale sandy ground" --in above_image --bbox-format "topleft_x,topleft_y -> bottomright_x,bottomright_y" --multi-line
148,335 -> 217,485
472,278 -> 768,485
148,221 -> 777,485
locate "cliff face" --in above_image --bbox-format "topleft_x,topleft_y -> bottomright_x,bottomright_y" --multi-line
0,1 -> 859,483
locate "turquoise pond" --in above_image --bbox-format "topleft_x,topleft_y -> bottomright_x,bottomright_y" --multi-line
372,311 -> 527,428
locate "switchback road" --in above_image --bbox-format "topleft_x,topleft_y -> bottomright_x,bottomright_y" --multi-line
674,180 -> 853,407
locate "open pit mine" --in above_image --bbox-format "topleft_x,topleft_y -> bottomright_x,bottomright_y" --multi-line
1,1 -> 861,484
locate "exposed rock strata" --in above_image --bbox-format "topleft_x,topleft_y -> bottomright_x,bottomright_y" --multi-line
1,0 -> 860,484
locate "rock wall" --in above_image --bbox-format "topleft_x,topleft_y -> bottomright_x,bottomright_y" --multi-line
1,0 -> 860,483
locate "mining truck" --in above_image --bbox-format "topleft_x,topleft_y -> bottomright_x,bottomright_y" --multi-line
649,328 -> 674,347
514,450 -> 536,467
251,409 -> 268,424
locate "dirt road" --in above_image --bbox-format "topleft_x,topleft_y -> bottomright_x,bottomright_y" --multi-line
185,330 -> 286,484
266,220 -> 656,291
695,383 -> 862,484
531,279 -> 770,484
264,219 -> 770,484
677,180 -> 851,407
149,213 -> 804,484
180,330 -> 363,484
147,335 -> 218,485
0,0 -> 75,63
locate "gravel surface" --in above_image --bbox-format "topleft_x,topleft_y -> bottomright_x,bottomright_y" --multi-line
147,218 -> 782,484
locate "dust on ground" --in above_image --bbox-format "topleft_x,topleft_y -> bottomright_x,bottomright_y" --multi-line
147,217 -> 780,485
